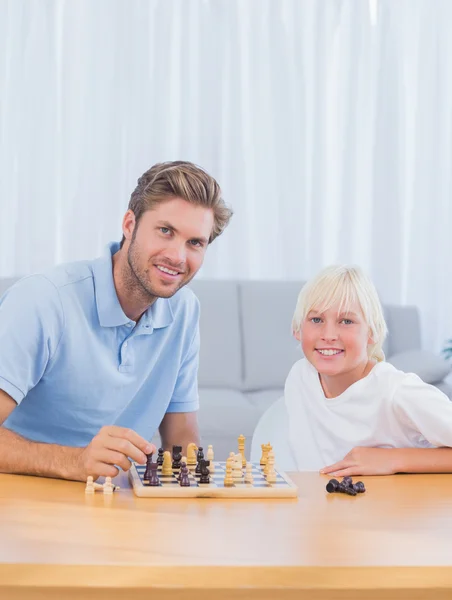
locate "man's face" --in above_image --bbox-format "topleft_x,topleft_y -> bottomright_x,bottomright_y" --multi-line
124,198 -> 214,299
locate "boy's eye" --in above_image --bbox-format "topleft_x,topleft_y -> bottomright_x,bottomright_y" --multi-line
341,318 -> 353,325
311,317 -> 322,324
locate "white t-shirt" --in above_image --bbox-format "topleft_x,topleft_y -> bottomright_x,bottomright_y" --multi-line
272,359 -> 452,471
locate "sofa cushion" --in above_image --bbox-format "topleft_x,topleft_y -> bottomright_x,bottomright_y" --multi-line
240,281 -> 304,390
189,281 -> 242,388
384,305 -> 422,356
387,350 -> 451,384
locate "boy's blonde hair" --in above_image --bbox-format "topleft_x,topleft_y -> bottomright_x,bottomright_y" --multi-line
291,265 -> 388,362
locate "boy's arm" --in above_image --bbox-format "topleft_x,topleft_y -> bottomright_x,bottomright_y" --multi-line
322,374 -> 452,476
320,446 -> 452,476
0,389 -> 154,481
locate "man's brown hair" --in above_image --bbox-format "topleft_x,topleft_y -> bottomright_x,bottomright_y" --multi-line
120,161 -> 232,247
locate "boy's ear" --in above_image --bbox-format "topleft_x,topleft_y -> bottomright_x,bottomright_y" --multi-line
294,330 -> 302,342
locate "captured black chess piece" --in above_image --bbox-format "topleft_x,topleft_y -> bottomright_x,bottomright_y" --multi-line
172,445 -> 182,469
148,462 -> 160,486
326,476 -> 365,496
157,448 -> 164,466
199,459 -> 210,484
195,447 -> 204,474
144,452 -> 154,480
179,464 -> 191,487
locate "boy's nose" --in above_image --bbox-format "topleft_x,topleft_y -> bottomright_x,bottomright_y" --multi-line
321,325 -> 338,340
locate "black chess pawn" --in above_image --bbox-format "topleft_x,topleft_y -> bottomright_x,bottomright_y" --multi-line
326,478 -> 340,493
199,459 -> 210,484
144,452 -> 154,480
338,481 -> 357,496
172,445 -> 183,469
177,461 -> 187,481
179,465 -> 191,487
148,462 -> 160,486
353,481 -> 366,493
195,447 -> 204,474
157,448 -> 164,466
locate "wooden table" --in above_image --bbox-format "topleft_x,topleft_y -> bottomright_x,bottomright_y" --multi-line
1,471 -> 452,599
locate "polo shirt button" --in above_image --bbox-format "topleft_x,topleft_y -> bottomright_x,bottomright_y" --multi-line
124,342 -> 128,348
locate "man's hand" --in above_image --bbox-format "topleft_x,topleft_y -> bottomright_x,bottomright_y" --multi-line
75,425 -> 156,481
320,446 -> 400,477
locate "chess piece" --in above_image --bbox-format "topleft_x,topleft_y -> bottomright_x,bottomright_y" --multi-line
238,434 -> 246,467
148,462 -> 160,486
266,450 -> 277,483
177,461 -> 187,481
144,453 -> 154,480
244,462 -> 254,484
260,443 -> 270,466
263,444 -> 273,475
195,447 -> 204,474
354,481 -> 366,493
186,443 -> 198,466
85,476 -> 95,494
199,459 -> 211,484
172,445 -> 182,469
157,448 -> 164,466
206,446 -> 215,472
233,454 -> 243,480
103,477 -> 114,494
224,457 -> 234,486
162,450 -> 173,476
179,464 -> 191,486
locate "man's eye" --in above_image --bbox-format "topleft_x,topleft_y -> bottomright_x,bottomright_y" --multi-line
189,240 -> 202,247
160,227 -> 171,234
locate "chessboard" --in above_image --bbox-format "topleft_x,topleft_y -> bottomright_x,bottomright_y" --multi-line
129,461 -> 298,498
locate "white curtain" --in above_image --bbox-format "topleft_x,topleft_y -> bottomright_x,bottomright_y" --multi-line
0,0 -> 452,352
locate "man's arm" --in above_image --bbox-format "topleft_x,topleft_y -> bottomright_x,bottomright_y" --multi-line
321,446 -> 452,476
159,412 -> 200,456
0,389 -> 154,481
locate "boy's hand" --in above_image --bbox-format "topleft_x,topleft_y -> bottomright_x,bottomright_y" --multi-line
74,425 -> 156,481
320,446 -> 400,477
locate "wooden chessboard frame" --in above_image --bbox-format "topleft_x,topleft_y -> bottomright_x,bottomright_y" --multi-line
129,461 -> 299,498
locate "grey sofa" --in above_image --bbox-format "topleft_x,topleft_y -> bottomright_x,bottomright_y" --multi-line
1,277 -> 450,460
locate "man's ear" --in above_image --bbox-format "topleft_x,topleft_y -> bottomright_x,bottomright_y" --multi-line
122,210 -> 136,242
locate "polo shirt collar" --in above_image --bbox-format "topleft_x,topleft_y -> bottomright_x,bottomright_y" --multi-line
92,242 -> 174,330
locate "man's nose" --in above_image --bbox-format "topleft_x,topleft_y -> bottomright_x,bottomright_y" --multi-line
164,242 -> 187,266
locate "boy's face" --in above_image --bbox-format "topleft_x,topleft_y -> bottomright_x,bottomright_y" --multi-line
122,197 -> 214,299
297,302 -> 372,378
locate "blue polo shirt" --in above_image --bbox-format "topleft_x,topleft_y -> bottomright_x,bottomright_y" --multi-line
0,242 -> 200,447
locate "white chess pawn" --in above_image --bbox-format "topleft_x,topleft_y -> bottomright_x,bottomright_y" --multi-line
244,462 -> 254,484
206,445 -> 215,472
103,476 -> 114,494
266,450 -> 277,483
85,476 -> 95,494
233,453 -> 243,480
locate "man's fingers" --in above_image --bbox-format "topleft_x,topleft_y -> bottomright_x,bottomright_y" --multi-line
104,426 -> 155,456
104,436 -> 148,465
97,449 -> 132,472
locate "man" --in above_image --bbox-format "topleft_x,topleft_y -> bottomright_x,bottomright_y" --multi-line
0,161 -> 232,481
